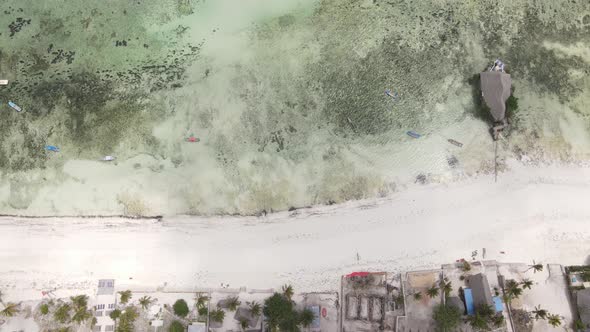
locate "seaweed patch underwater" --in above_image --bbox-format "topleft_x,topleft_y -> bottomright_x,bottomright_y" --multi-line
0,0 -> 588,215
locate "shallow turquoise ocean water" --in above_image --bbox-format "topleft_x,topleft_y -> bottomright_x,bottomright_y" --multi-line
0,0 -> 588,215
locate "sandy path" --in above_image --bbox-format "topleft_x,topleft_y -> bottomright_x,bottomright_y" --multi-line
1,161 -> 590,301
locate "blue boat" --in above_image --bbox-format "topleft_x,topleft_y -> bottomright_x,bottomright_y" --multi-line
45,145 -> 60,152
385,89 -> 398,99
407,131 -> 421,139
8,101 -> 22,112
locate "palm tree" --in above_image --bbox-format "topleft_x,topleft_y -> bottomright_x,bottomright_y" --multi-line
118,290 -> 132,305
461,261 -> 472,272
282,284 -> 294,300
547,314 -> 562,327
426,285 -> 439,298
440,281 -> 452,298
70,295 -> 88,310
0,302 -> 20,317
527,261 -> 543,273
532,305 -> 548,320
72,309 -> 92,324
299,308 -> 315,328
138,296 -> 153,310
109,309 -> 121,320
476,304 -> 494,318
226,296 -> 240,311
492,314 -> 505,327
467,314 -> 488,331
413,292 -> 422,300
239,318 -> 249,331
505,280 -> 523,299
521,279 -> 533,290
195,293 -> 209,309
210,308 -> 225,323
248,301 -> 261,317
54,303 -> 71,323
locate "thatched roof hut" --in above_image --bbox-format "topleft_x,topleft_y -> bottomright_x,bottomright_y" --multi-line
480,71 -> 512,122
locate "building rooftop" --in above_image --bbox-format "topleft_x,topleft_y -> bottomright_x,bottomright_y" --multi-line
480,71 -> 512,122
97,279 -> 115,295
466,273 -> 494,308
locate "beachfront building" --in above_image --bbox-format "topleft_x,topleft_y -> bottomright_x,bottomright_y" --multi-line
341,271 -> 397,331
480,59 -> 512,140
465,273 -> 503,314
93,279 -> 116,332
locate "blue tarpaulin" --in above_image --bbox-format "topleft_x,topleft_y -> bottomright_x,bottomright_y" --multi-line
493,297 -> 504,312
464,288 -> 475,315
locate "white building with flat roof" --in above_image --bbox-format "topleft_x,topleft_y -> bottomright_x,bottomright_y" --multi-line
93,279 -> 116,332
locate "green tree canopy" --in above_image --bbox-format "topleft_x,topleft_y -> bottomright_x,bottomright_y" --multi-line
532,305 -> 547,320
138,296 -> 153,310
116,307 -> 138,332
109,309 -> 122,320
263,292 -> 313,331
173,299 -> 189,317
54,303 -> 71,323
299,308 -> 315,328
263,293 -> 298,331
440,280 -> 453,298
248,301 -> 261,317
72,308 -> 92,324
239,318 -> 249,330
547,314 -> 562,327
226,296 -> 241,311
505,280 -> 523,300
264,293 -> 293,328
521,279 -> 533,290
433,304 -> 462,332
529,262 -> 543,273
427,285 -> 440,298
210,308 -> 225,323
467,313 -> 489,331
70,295 -> 89,310
282,285 -> 294,300
169,320 -> 184,332
119,290 -> 132,305
0,302 -> 20,317
195,293 -> 209,309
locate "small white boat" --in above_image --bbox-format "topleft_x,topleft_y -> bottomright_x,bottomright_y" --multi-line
0,80 -> 8,85
101,156 -> 115,161
8,101 -> 22,112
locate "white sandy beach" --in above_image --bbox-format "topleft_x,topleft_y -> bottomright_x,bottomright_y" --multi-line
1,160 -> 590,304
